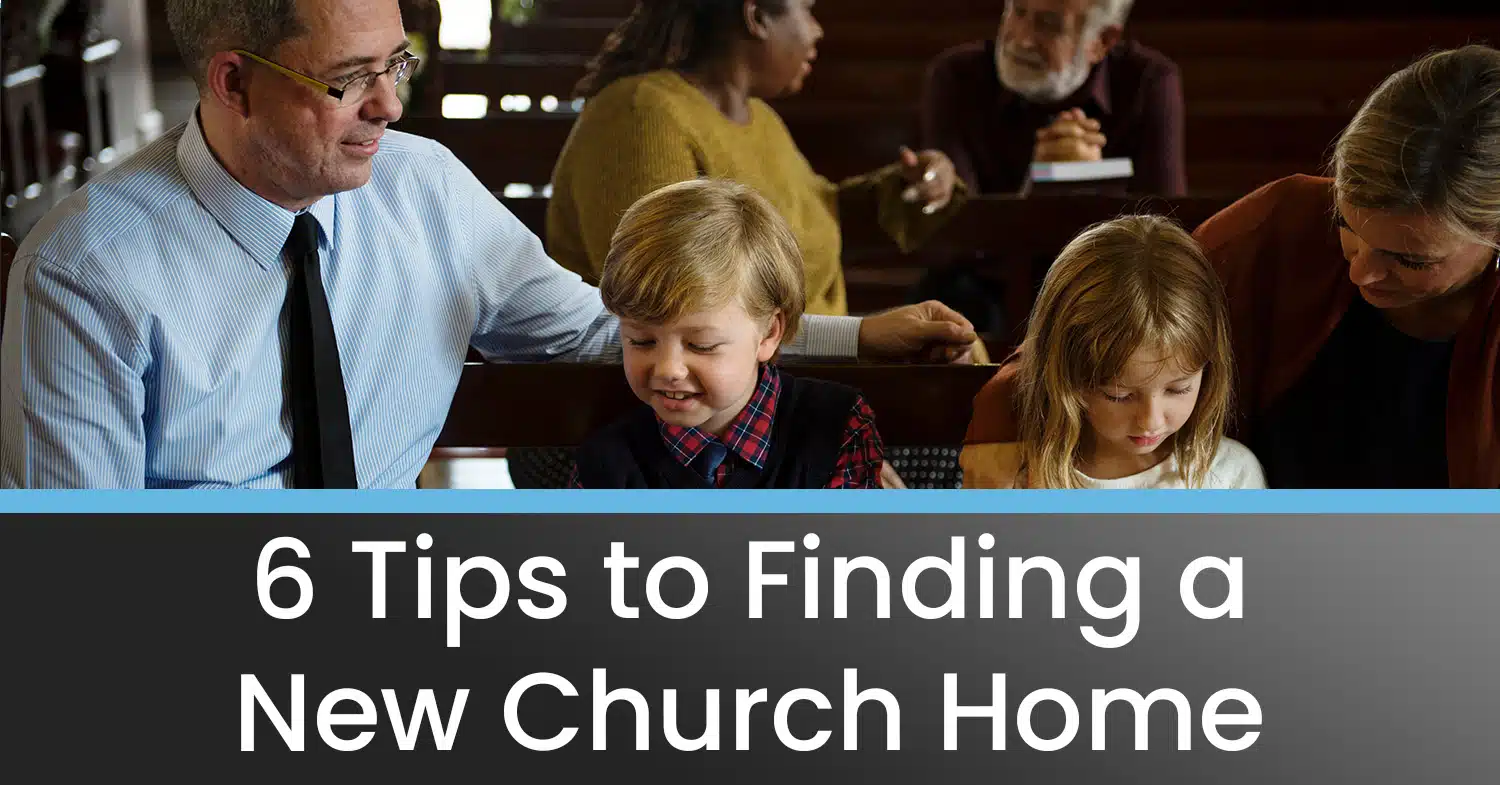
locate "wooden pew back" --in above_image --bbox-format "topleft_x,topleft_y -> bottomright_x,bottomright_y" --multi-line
490,191 -> 1236,336
394,111 -> 1347,195
513,0 -> 1484,22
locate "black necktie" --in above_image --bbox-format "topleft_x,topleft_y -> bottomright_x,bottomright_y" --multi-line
284,213 -> 357,488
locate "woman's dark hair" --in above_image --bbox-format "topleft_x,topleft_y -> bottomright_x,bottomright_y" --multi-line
574,0 -> 788,98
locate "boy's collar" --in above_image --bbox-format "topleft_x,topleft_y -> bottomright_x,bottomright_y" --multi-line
657,364 -> 781,471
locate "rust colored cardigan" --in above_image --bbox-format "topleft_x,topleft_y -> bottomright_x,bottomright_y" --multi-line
964,175 -> 1500,487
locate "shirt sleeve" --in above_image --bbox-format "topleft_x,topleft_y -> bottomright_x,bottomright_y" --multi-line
829,164 -> 970,255
827,395 -> 885,489
920,53 -> 980,193
1,255 -> 148,487
445,146 -> 622,364
1129,62 -> 1187,197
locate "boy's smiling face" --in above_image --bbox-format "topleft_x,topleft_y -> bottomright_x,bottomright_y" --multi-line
620,302 -> 785,438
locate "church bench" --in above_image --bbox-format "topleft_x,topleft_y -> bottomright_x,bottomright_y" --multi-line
392,109 -> 1348,193
505,0 -> 1485,24
434,50 -> 1429,115
485,17 -> 1483,62
487,191 -> 1234,331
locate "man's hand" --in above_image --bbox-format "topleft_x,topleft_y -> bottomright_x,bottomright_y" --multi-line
897,146 -> 959,214
857,300 -> 978,363
1034,108 -> 1106,162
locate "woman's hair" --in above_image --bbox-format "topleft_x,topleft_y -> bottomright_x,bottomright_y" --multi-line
600,178 -> 805,343
574,0 -> 788,98
1332,44 -> 1500,250
1014,215 -> 1234,488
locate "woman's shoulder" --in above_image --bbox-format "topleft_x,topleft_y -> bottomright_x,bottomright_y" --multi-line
1207,437 -> 1268,489
582,71 -> 704,125
1194,174 -> 1334,253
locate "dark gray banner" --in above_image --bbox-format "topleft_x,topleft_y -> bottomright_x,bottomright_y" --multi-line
4,514 -> 1497,782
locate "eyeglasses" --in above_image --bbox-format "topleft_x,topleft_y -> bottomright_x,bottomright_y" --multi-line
232,49 -> 420,105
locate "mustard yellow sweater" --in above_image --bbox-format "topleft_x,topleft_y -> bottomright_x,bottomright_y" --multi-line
546,70 -> 966,316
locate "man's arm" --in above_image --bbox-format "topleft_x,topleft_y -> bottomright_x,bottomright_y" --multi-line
1,255 -> 148,487
1130,62 -> 1187,197
446,142 -> 620,364
920,53 -> 981,193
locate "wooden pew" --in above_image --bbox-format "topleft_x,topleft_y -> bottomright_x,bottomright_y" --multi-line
491,191 -> 1235,327
493,192 -> 1232,262
430,12 -> 1480,198
392,109 -> 1347,194
486,17 -> 1487,63
436,33 -> 1478,114
508,0 -> 1487,23
436,361 -> 998,448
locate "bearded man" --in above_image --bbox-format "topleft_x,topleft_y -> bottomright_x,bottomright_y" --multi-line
920,0 -> 1185,196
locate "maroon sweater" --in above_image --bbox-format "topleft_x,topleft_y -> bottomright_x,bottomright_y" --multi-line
921,38 -> 1186,197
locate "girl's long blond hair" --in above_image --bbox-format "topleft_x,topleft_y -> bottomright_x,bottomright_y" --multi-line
1015,215 -> 1234,488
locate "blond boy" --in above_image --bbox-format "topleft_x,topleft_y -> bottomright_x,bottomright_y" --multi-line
571,179 -> 885,488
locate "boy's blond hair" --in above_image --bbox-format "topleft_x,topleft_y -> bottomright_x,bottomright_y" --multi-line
600,178 -> 805,342
1015,215 -> 1235,489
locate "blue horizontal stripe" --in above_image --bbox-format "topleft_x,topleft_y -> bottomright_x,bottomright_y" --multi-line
2,489 -> 1497,515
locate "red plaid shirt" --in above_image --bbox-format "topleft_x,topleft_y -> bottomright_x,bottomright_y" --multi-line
571,365 -> 884,488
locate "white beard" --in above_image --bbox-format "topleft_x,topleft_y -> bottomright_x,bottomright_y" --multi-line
995,38 -> 1094,104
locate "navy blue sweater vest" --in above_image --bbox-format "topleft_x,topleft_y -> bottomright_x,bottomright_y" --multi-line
574,373 -> 859,488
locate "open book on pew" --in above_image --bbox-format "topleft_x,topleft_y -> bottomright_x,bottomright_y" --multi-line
1023,158 -> 1134,196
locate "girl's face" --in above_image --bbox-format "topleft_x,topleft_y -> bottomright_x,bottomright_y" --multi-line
1081,346 -> 1204,474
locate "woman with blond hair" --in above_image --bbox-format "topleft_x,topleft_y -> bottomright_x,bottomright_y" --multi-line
967,44 -> 1500,488
961,216 -> 1264,488
1191,44 -> 1500,489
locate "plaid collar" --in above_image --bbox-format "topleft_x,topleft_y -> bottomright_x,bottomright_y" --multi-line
658,364 -> 780,471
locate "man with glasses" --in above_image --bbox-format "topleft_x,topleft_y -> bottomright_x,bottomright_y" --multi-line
0,0 -> 978,488
919,0 -> 1185,197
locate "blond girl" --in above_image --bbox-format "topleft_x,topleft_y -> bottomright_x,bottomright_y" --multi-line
963,215 -> 1265,488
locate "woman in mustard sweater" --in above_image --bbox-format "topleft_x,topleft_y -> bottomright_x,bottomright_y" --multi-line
547,0 -> 967,317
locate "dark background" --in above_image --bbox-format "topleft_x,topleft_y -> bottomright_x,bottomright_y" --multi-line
4,514 -> 1498,782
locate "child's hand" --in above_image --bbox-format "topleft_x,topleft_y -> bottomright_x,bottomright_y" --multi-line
879,463 -> 908,489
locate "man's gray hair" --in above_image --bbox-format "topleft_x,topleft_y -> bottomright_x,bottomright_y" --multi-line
1087,0 -> 1134,28
166,0 -> 307,86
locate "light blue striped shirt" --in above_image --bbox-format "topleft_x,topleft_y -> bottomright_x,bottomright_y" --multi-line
1,112 -> 859,488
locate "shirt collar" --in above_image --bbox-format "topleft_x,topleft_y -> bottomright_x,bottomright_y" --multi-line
989,38 -> 1114,118
177,107 -> 336,269
658,364 -> 781,471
